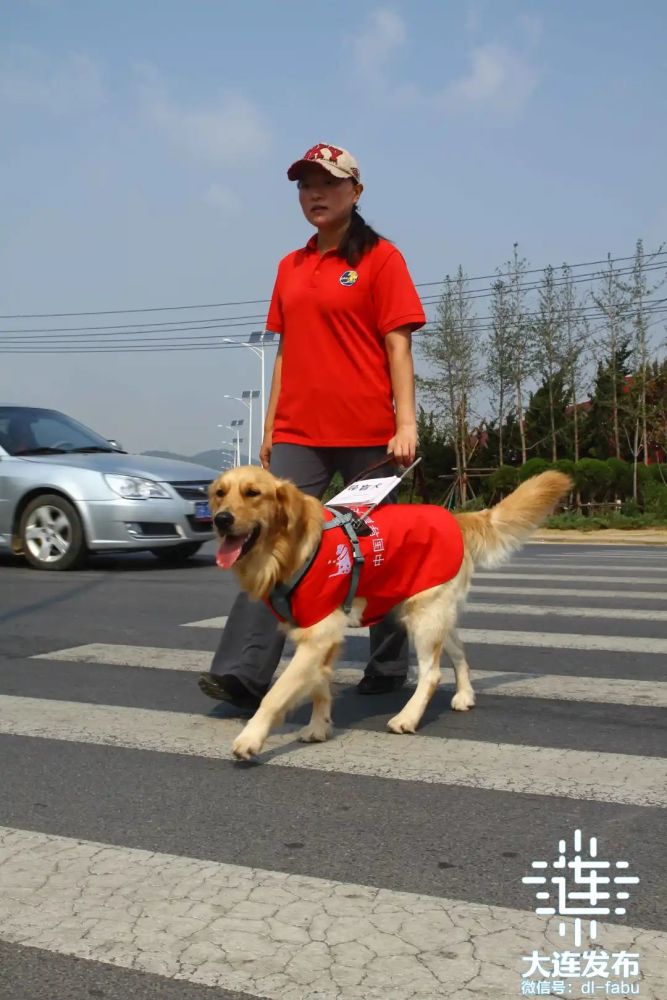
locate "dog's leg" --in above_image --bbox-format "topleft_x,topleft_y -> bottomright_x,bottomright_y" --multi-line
232,644 -> 324,759
444,626 -> 476,711
232,617 -> 345,760
387,597 -> 454,735
298,643 -> 339,743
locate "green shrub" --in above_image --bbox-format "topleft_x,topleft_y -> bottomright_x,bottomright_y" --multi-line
546,510 -> 667,530
518,458 -> 550,482
488,464 -> 519,496
642,480 -> 667,517
605,458 -> 632,498
553,458 -> 575,479
574,459 -> 612,502
621,498 -> 641,517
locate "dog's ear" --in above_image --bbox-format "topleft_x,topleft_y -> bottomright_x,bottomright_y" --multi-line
275,478 -> 304,534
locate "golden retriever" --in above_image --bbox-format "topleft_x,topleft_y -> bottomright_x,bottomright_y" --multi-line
208,467 -> 571,760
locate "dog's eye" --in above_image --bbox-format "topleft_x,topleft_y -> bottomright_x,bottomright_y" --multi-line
244,488 -> 261,498
215,488 -> 226,498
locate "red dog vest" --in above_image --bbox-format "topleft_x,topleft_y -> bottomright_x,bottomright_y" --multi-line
267,504 -> 464,628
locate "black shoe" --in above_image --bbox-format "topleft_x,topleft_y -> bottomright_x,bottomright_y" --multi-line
356,674 -> 407,695
198,674 -> 266,714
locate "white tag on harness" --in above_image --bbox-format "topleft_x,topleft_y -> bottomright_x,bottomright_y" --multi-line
327,475 -> 402,508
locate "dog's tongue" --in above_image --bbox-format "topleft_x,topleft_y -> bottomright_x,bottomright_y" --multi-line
216,537 -> 245,569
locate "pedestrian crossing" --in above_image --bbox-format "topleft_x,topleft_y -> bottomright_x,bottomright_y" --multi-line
1,546 -> 666,999
34,643 -> 667,707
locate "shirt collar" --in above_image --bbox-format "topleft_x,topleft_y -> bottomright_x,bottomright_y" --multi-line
303,234 -> 343,258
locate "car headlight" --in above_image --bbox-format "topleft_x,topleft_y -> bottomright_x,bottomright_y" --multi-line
103,474 -> 171,499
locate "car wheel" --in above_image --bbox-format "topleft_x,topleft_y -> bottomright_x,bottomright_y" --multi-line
150,542 -> 203,563
19,494 -> 87,571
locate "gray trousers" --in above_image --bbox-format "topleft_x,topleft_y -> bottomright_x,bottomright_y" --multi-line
210,443 -> 409,697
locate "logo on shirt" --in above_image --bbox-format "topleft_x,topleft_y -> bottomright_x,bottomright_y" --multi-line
339,270 -> 359,286
328,543 -> 352,578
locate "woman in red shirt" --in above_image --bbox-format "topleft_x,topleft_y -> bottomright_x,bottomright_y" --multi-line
199,142 -> 426,713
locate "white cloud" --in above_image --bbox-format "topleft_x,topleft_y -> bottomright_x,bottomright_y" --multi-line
0,49 -> 105,115
351,8 -> 406,85
140,71 -> 269,168
439,43 -> 538,115
347,8 -> 539,118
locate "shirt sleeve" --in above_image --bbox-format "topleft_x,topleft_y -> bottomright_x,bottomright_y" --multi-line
265,264 -> 284,335
372,247 -> 426,336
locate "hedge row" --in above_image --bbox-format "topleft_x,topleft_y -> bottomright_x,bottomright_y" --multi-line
486,459 -> 667,514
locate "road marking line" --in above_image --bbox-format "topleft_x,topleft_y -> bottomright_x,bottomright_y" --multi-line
33,644 -> 667,708
1,696 -> 665,806
181,618 -> 667,655
1,826 -> 664,999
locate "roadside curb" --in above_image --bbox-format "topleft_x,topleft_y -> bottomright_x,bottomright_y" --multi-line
530,529 -> 667,547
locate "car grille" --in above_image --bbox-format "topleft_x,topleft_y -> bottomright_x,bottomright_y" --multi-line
186,516 -> 215,534
169,480 -> 212,501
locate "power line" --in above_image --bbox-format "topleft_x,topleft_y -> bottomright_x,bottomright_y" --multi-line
3,299 -> 666,348
2,249 -> 665,320
3,263 -> 665,342
2,305 -> 666,353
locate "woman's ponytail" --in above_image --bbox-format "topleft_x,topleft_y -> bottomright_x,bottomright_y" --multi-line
338,205 -> 385,267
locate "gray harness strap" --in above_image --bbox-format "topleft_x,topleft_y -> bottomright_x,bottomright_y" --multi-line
267,507 -> 370,627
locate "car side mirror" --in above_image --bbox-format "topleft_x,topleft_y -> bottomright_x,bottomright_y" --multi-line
108,439 -> 123,450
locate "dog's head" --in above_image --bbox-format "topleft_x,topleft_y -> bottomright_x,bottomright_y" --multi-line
208,466 -> 323,594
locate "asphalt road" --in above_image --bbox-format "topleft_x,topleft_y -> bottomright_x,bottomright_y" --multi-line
0,541 -> 665,1000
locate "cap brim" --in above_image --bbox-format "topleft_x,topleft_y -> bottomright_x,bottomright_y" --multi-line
287,159 -> 355,182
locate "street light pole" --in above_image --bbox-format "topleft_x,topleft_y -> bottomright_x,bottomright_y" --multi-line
223,393 -> 259,464
248,331 -> 276,439
228,420 -> 244,468
218,425 -> 243,468
221,331 -> 276,438
241,389 -> 260,465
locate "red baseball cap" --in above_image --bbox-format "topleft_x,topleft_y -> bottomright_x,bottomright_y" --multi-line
287,142 -> 361,183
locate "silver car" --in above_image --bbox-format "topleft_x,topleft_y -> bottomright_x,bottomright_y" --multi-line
0,405 -> 218,570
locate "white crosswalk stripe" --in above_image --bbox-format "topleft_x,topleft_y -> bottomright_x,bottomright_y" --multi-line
1,826 -> 665,1000
3,554 -> 666,999
480,561 -> 667,573
475,571 -> 667,584
472,584 -> 667,601
466,601 -> 667,621
34,643 -> 667,708
2,695 -> 665,806
182,616 -> 667,653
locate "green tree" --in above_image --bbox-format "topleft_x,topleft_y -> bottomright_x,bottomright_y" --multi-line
591,255 -> 632,459
584,339 -> 634,460
524,371 -> 570,460
485,277 -> 515,465
415,408 -> 457,502
417,268 -> 480,503
533,265 -> 567,461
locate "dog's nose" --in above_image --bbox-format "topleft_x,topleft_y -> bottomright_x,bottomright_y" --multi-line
214,510 -> 235,532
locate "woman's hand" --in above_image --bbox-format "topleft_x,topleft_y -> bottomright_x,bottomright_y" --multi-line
259,431 -> 273,470
388,422 -> 418,466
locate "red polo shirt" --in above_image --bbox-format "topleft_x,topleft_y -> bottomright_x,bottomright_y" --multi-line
266,237 -> 425,447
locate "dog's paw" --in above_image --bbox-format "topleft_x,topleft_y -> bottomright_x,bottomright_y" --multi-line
451,689 -> 476,712
297,722 -> 332,744
232,728 -> 264,760
387,714 -> 418,734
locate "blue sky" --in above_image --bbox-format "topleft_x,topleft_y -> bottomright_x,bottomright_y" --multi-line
2,0 -> 666,456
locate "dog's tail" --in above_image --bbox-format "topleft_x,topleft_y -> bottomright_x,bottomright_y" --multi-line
455,471 -> 572,569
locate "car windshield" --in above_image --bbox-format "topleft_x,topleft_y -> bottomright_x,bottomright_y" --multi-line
0,406 -> 124,457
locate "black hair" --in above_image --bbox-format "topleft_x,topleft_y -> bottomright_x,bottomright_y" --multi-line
338,203 -> 386,267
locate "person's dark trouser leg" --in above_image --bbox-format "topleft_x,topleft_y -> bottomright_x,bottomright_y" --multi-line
207,445 -> 332,698
335,447 -> 410,680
